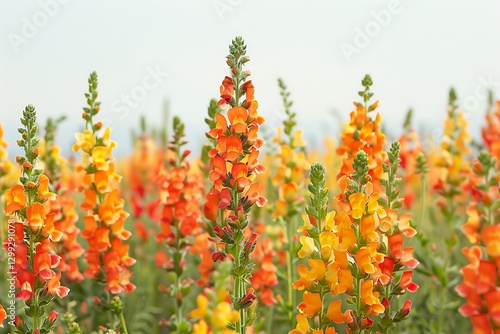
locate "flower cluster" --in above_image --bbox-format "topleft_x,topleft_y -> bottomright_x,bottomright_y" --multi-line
293,150 -> 418,333
203,36 -> 267,333
396,109 -> 423,209
40,117 -> 85,283
190,287 -> 239,334
292,76 -> 418,333
481,99 -> 500,168
73,72 -> 136,295
269,78 -> 310,324
192,100 -> 225,289
3,105 -> 68,333
249,221 -> 279,307
271,78 -> 309,221
127,117 -> 165,242
336,75 -> 386,192
154,116 -> 204,333
457,151 -> 500,332
431,88 -> 472,213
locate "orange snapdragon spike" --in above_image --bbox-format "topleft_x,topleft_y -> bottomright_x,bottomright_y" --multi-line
297,80 -> 418,333
458,150 -> 500,331
396,114 -> 423,209
482,100 -> 500,168
74,73 -> 135,295
336,102 -> 387,191
204,38 -> 267,332
249,229 -> 279,306
3,104 -> 70,334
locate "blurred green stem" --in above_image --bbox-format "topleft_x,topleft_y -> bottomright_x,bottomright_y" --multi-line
119,312 -> 129,334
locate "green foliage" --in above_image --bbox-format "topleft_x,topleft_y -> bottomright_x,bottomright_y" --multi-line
305,162 -> 329,227
41,115 -> 66,183
278,78 -> 298,143
380,141 -> 403,209
358,74 -> 374,109
82,71 -> 101,132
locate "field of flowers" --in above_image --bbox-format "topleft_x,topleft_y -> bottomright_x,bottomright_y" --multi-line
0,36 -> 499,334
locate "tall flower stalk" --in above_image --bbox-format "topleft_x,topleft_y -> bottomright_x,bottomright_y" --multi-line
272,78 -> 309,326
457,151 -> 500,332
155,116 -> 204,333
203,36 -> 267,333
291,76 -> 418,334
481,95 -> 500,167
41,117 -> 85,284
3,105 -> 68,333
396,109 -> 423,210
429,88 -> 472,333
336,75 -> 386,192
73,72 -> 135,333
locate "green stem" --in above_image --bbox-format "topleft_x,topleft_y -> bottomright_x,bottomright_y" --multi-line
355,275 -> 363,334
234,66 -> 241,107
417,175 -> 427,229
106,292 -> 114,329
436,195 -> 455,334
32,295 -> 39,331
265,306 -> 274,333
234,243 -> 245,333
175,272 -> 182,329
119,312 -> 129,334
318,284 -> 327,329
286,233 -> 294,326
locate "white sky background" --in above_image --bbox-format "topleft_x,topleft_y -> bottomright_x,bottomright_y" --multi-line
1,1 -> 500,156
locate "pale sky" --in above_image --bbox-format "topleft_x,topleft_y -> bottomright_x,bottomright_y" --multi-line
1,1 -> 500,156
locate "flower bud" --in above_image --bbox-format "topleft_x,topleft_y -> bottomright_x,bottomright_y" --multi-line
48,310 -> 59,322
212,251 -> 226,262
